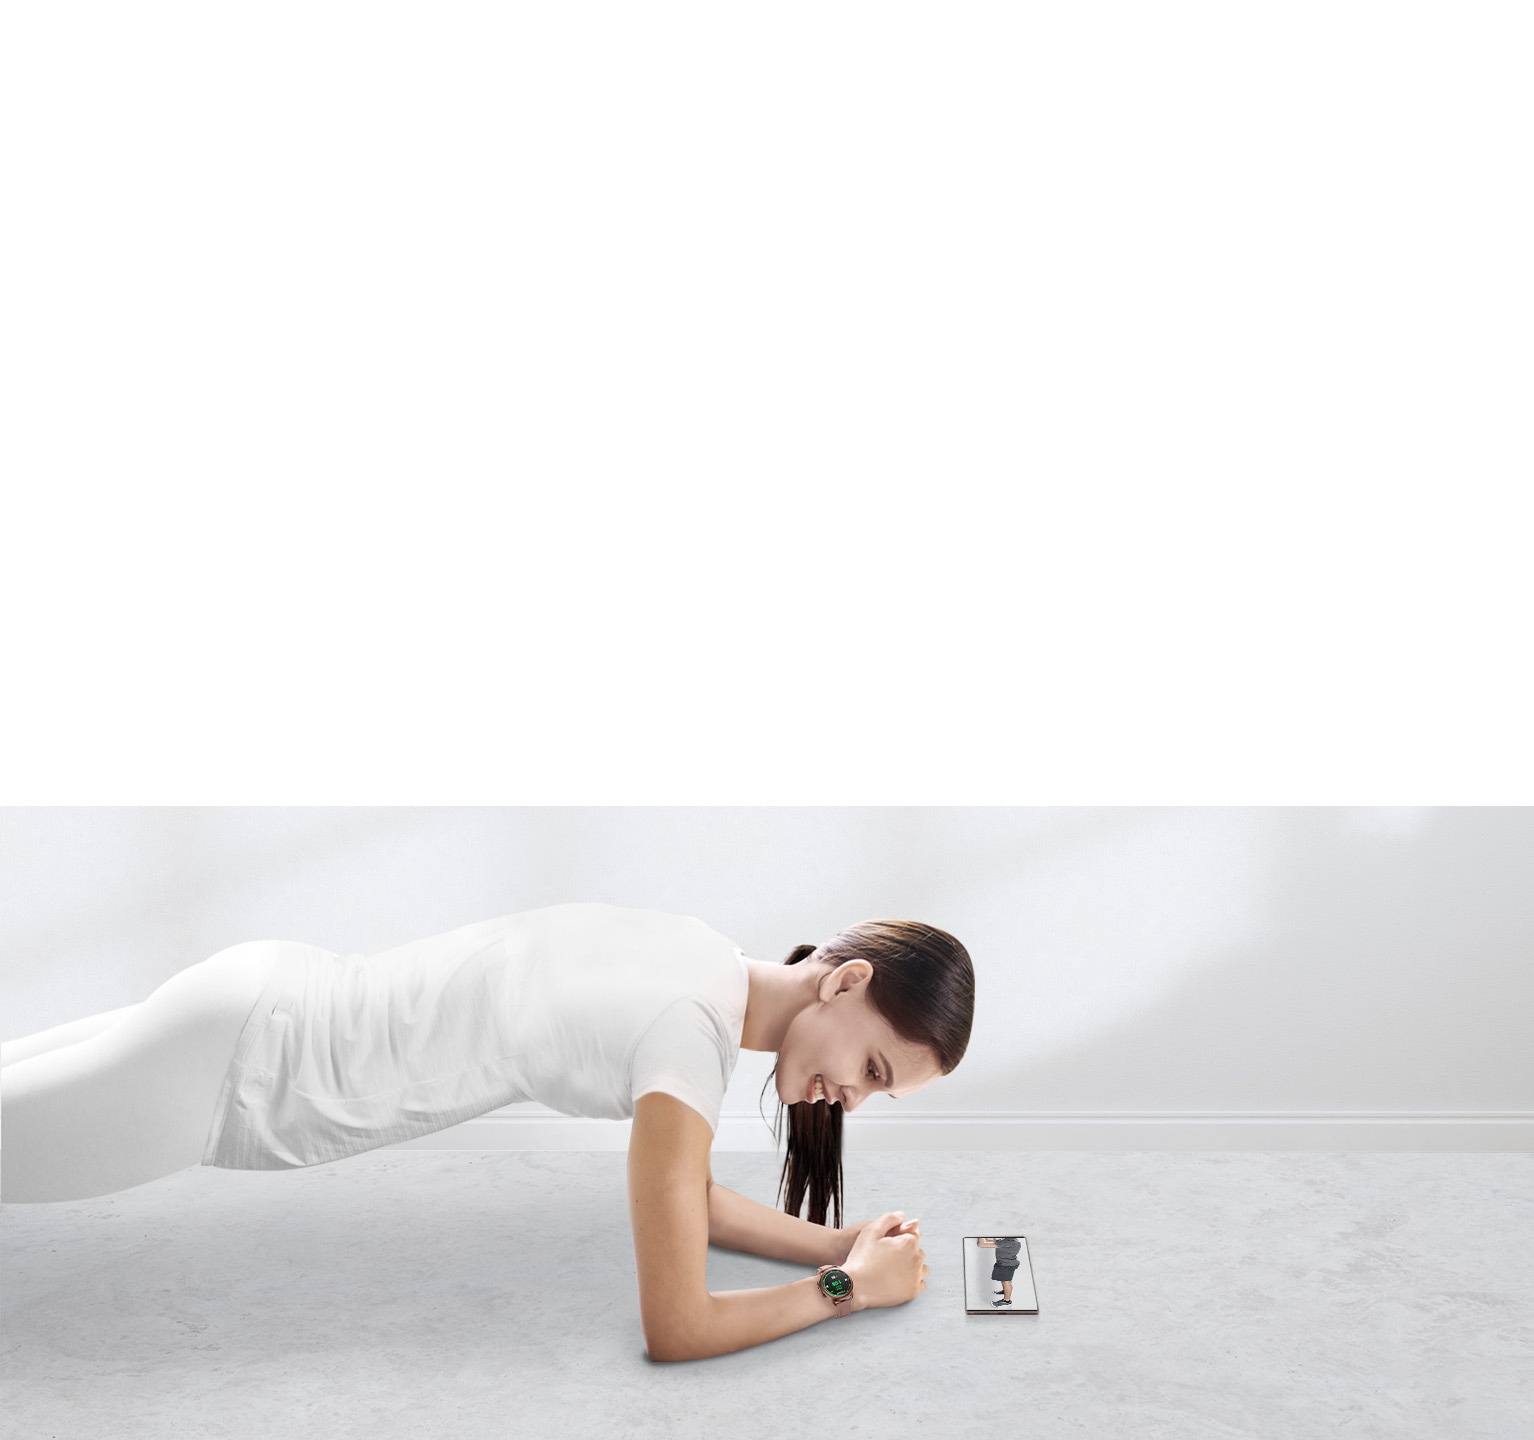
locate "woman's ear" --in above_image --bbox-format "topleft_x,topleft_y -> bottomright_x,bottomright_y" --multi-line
824,958 -> 873,999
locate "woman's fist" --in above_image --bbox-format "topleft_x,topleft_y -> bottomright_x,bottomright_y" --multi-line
842,1212 -> 929,1311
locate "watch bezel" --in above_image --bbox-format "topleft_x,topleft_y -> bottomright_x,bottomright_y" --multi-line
818,1266 -> 854,1301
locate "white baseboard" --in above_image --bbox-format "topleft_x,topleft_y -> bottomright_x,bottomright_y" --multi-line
388,1108 -> 1534,1153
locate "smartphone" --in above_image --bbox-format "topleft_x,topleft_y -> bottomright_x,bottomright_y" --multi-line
963,1234 -> 1038,1314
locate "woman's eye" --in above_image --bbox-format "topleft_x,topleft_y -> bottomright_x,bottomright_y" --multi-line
867,1061 -> 879,1082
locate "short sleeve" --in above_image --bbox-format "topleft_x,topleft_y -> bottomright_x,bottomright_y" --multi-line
629,994 -> 733,1134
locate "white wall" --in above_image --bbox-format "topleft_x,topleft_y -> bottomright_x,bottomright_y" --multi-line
3,808 -> 1530,1147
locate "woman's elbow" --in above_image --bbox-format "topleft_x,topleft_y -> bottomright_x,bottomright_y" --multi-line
644,1325 -> 705,1363
642,1303 -> 714,1362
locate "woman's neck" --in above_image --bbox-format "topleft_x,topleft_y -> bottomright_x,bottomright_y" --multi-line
739,956 -> 820,1052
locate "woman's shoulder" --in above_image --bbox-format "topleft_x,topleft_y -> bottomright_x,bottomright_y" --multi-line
501,904 -> 744,998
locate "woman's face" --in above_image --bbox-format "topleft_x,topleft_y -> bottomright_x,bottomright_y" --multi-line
776,957 -> 944,1111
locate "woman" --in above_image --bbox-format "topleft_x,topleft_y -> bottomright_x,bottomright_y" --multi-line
1,902 -> 975,1360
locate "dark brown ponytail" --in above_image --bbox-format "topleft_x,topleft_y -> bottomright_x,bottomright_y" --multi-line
760,922 -> 975,1231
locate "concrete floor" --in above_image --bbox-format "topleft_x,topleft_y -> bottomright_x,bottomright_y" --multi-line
3,1150 -> 1531,1439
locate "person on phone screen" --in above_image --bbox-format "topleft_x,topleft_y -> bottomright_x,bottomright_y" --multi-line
977,1236 -> 1021,1306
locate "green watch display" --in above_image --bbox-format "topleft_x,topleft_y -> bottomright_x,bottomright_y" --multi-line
816,1265 -> 854,1318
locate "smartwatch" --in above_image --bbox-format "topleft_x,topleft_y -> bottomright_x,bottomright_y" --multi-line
816,1265 -> 855,1318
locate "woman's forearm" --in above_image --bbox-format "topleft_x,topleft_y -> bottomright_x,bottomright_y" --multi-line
706,1181 -> 845,1266
658,1274 -> 857,1361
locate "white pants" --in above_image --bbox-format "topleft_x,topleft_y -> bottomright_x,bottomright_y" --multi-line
0,942 -> 287,1202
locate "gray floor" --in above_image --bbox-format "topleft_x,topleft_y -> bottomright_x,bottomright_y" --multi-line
3,1150 -> 1531,1439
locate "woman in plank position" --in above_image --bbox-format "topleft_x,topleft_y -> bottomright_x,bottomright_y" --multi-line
1,903 -> 974,1360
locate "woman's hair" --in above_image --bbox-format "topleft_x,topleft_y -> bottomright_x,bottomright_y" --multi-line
759,919 -> 974,1230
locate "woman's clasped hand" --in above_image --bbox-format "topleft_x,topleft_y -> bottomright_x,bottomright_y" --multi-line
836,1212 -> 929,1312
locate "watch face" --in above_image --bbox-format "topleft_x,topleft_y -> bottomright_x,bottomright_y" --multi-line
821,1268 -> 853,1300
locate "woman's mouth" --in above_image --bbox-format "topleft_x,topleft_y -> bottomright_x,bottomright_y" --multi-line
807,1074 -> 830,1104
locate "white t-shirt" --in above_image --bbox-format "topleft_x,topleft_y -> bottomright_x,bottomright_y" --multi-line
203,903 -> 752,1170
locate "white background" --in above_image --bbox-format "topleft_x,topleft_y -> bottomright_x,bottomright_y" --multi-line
3,3 -> 1530,805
